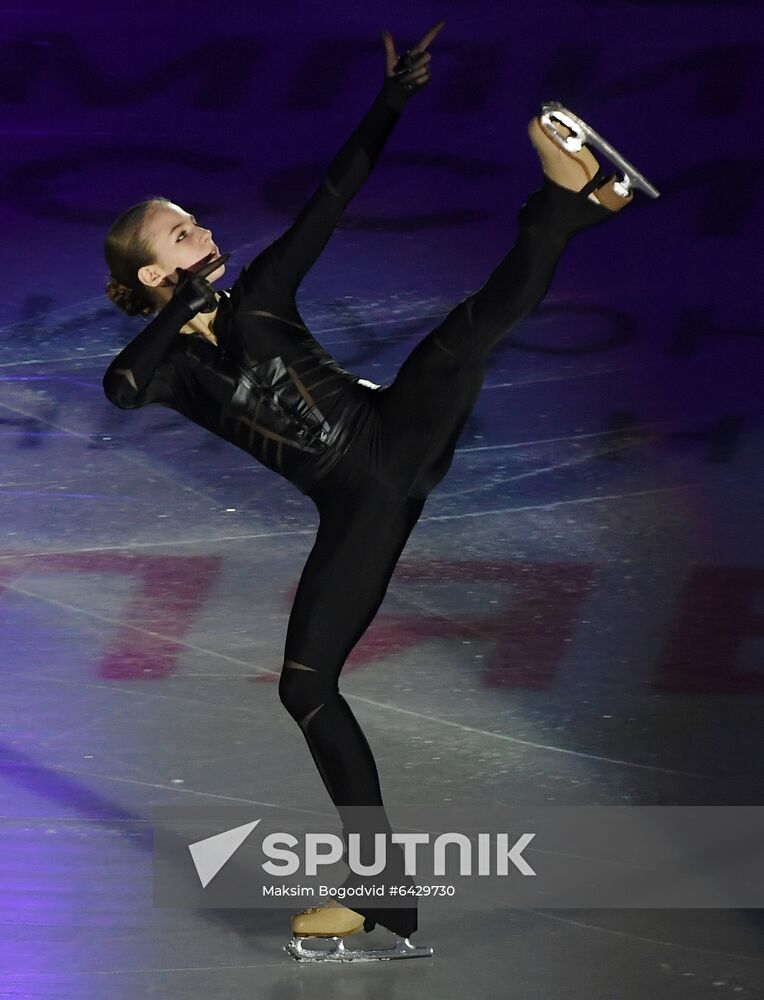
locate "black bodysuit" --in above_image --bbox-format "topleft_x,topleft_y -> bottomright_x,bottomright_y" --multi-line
103,77 -> 414,496
103,74 -> 617,936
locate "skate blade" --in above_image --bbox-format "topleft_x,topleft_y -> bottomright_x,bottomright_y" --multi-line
539,101 -> 660,199
284,933 -> 434,962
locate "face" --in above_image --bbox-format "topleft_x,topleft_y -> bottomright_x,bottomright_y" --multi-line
137,202 -> 225,291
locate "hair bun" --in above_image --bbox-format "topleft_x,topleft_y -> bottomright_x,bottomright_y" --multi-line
106,275 -> 154,317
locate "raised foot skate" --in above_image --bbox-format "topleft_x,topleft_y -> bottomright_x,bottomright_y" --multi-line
285,927 -> 434,963
528,101 -> 660,211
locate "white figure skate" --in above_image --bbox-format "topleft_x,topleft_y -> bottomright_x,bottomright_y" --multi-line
538,101 -> 660,200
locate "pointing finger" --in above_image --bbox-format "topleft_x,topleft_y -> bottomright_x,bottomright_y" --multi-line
413,18 -> 445,53
381,29 -> 396,70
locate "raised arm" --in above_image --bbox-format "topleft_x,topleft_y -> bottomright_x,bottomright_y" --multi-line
245,21 -> 445,301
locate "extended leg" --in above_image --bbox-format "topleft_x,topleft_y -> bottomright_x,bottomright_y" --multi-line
278,482 -> 423,811
374,98 -> 653,496
374,176 -> 614,499
441,176 -> 618,364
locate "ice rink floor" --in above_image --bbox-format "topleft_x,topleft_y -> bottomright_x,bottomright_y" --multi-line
1,3 -> 762,998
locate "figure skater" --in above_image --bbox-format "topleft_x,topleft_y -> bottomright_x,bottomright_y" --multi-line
101,19 -> 658,962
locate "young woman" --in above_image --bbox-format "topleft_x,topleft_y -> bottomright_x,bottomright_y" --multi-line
102,20 -> 657,958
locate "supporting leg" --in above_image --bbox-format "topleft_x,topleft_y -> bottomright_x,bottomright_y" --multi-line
277,478 -> 425,938
278,482 -> 424,810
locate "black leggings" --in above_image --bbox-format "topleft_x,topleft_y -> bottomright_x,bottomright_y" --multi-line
278,177 -> 617,935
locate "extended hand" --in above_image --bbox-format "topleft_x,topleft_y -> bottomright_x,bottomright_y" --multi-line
382,19 -> 445,93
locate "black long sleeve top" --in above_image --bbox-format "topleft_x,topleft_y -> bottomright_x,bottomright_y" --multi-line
102,75 -> 414,495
